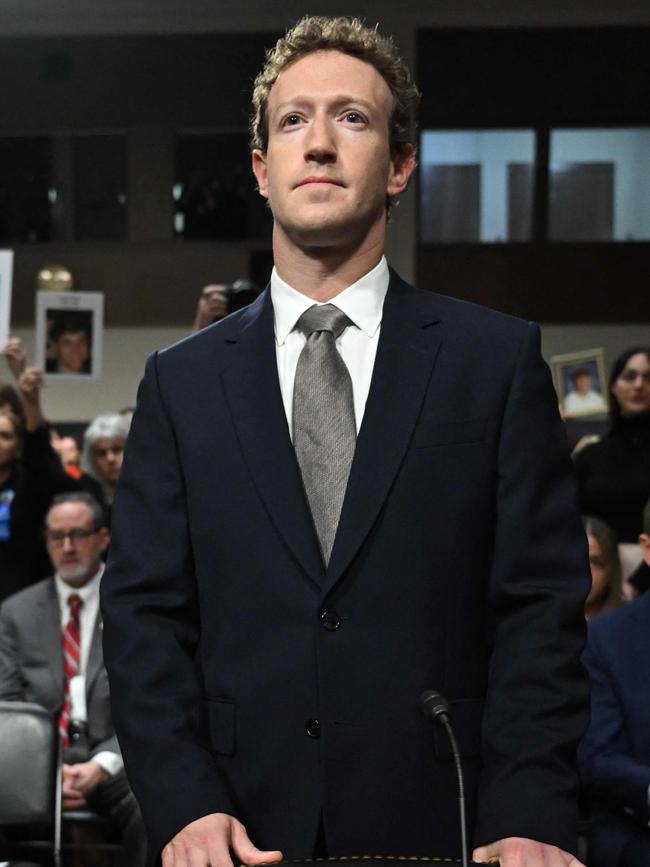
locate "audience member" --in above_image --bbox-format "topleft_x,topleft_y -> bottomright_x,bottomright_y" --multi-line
0,369 -> 78,603
192,279 -> 260,331
578,586 -> 650,866
0,492 -> 147,866
582,515 -> 623,619
627,497 -> 650,597
80,413 -> 130,520
574,347 -> 650,542
51,432 -> 82,475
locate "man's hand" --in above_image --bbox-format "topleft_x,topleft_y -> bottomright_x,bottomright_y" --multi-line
1,336 -> 27,380
473,837 -> 585,866
62,760 -> 109,808
162,812 -> 283,867
193,285 -> 228,331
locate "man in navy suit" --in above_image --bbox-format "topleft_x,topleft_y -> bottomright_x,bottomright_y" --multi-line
101,16 -> 590,867
579,591 -> 650,866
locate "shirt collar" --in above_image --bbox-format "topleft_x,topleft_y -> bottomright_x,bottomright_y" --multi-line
54,563 -> 104,611
270,256 -> 390,346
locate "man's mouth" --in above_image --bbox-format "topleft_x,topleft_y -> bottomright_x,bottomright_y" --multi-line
296,177 -> 344,188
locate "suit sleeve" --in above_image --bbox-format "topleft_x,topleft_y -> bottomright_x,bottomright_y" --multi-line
0,602 -> 25,700
100,352 -> 235,857
474,322 -> 591,853
578,621 -> 650,826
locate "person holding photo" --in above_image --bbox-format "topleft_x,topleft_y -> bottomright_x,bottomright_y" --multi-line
0,361 -> 79,603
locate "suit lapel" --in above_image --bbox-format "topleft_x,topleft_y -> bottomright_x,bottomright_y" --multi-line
37,581 -> 64,698
220,291 -> 325,589
85,610 -> 103,693
323,273 -> 443,596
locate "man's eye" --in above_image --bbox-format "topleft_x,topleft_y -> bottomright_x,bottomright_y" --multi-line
345,112 -> 364,123
283,114 -> 302,126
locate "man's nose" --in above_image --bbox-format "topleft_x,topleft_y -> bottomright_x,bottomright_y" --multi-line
304,114 -> 337,163
62,535 -> 75,552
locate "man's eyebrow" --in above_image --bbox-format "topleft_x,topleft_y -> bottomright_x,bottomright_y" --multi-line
272,95 -> 377,116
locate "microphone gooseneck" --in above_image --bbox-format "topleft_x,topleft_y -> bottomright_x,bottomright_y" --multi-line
419,690 -> 469,867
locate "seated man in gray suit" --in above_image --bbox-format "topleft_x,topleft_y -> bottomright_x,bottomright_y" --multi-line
0,492 -> 146,867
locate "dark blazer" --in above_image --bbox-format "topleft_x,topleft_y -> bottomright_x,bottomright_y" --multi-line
0,577 -> 119,759
101,272 -> 590,860
579,593 -> 650,866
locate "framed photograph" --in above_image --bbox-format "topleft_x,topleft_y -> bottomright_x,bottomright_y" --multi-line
35,291 -> 104,380
0,250 -> 14,348
551,348 -> 609,419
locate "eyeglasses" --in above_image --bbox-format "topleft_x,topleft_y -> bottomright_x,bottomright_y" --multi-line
618,370 -> 650,384
45,528 -> 99,546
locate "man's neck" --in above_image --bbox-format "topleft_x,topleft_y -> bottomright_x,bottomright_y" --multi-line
0,467 -> 12,488
272,228 -> 386,302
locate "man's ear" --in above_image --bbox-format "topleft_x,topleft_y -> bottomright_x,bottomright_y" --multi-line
99,527 -> 110,554
252,149 -> 269,199
639,533 -> 650,566
387,144 -> 416,199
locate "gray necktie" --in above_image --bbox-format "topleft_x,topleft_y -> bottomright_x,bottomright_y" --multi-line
293,303 -> 357,565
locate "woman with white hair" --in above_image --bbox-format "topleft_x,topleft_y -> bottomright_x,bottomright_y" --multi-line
81,412 -> 130,518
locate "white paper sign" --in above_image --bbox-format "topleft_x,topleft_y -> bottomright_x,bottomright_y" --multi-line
0,250 -> 14,349
35,290 -> 104,380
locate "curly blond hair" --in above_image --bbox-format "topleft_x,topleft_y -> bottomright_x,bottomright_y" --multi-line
250,16 -> 419,156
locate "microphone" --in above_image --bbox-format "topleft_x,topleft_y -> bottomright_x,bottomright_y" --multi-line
420,690 -> 469,867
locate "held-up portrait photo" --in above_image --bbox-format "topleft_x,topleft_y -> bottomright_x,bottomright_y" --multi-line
551,348 -> 609,418
35,290 -> 104,380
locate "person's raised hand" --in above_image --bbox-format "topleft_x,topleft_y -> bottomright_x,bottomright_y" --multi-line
162,812 -> 283,867
473,837 -> 585,866
17,367 -> 44,405
194,285 -> 228,331
1,336 -> 27,380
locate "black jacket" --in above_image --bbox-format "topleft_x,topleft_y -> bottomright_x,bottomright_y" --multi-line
102,274 -> 590,860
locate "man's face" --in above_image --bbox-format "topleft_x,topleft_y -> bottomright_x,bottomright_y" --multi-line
575,373 -> 592,395
92,437 -> 124,485
55,330 -> 90,374
0,415 -> 20,471
252,50 -> 415,250
45,501 -> 109,587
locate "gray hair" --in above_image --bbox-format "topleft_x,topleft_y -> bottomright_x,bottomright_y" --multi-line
81,411 -> 130,491
47,491 -> 106,530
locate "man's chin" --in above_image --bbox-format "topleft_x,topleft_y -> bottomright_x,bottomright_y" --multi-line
58,565 -> 91,585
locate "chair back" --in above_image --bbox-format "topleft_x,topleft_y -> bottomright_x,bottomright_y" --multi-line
0,701 -> 58,824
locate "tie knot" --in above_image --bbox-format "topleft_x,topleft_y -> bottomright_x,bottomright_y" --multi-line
296,304 -> 352,340
67,594 -> 82,617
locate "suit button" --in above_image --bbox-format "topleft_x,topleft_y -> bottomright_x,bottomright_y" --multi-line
305,719 -> 321,738
320,610 -> 341,631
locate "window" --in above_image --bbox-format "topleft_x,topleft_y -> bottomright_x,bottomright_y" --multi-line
549,128 -> 650,241
0,133 -> 127,243
173,133 -> 271,241
419,130 -> 535,243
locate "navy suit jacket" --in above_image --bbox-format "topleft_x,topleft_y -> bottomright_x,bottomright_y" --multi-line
579,592 -> 650,866
101,272 -> 590,860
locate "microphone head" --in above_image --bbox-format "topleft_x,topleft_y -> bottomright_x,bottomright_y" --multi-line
419,689 -> 451,721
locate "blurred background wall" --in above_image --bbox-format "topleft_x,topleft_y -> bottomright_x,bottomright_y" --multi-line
1,0 -> 648,420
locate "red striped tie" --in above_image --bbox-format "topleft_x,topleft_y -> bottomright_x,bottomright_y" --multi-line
59,593 -> 82,746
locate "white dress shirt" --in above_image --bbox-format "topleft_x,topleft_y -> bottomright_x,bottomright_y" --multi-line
55,564 -> 122,776
271,255 -> 389,438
